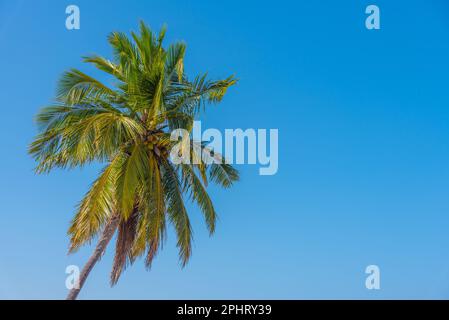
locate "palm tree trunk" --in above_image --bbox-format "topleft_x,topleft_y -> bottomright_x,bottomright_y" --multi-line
66,215 -> 120,300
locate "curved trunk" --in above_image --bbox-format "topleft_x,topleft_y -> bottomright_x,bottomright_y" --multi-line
66,215 -> 120,300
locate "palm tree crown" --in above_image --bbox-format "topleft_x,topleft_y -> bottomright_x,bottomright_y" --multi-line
29,22 -> 238,294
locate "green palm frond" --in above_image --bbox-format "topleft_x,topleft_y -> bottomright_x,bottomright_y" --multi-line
68,152 -> 125,251
30,106 -> 144,173
83,55 -> 123,79
115,142 -> 150,219
182,164 -> 216,234
165,42 -> 186,82
57,69 -> 118,105
209,162 -> 240,188
161,158 -> 192,266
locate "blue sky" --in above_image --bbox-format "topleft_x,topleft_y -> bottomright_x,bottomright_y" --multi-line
1,0 -> 449,299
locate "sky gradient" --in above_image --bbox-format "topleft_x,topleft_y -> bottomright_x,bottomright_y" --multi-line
1,0 -> 449,299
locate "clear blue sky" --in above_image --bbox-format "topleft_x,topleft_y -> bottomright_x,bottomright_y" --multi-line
1,0 -> 449,299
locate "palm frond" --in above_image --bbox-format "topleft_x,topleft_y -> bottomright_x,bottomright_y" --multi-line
111,209 -> 139,285
115,142 -> 150,219
161,158 -> 192,266
209,162 -> 240,188
182,164 -> 216,234
68,153 -> 124,251
57,69 -> 117,105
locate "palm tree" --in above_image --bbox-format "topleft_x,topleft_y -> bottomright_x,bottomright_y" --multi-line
29,22 -> 238,300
